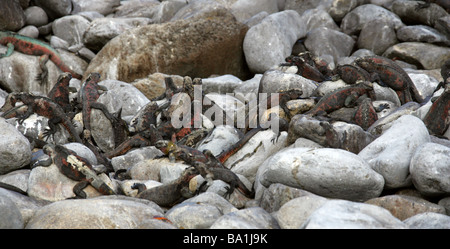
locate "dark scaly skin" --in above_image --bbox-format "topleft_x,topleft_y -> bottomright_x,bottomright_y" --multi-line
128,101 -> 160,134
306,81 -> 375,116
7,93 -> 82,143
216,125 -> 262,164
79,72 -> 103,134
104,124 -> 162,159
423,82 -> 450,136
354,97 -> 378,130
0,31 -> 82,80
90,104 -> 129,148
334,64 -> 371,85
155,140 -> 225,168
34,144 -> 116,198
48,72 -> 75,113
355,56 -> 424,104
193,161 -> 254,199
284,55 -> 328,82
132,167 -> 198,207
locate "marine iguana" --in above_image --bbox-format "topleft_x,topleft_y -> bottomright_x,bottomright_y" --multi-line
33,144 -> 116,198
0,31 -> 82,81
192,161 -> 254,199
131,167 -> 198,207
6,92 -> 82,143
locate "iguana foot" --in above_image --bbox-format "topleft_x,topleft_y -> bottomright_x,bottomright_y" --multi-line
43,128 -> 56,142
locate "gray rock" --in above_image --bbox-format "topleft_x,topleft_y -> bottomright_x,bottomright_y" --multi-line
170,0 -> 225,21
304,27 -> 355,64
182,192 -> 238,214
328,0 -> 362,22
201,74 -> 243,94
34,0 -> 72,20
83,17 -> 153,52
383,42 -> 450,70
113,1 -> 160,18
17,25 -> 40,39
391,0 -> 448,27
210,207 -> 280,229
72,0 -> 120,16
284,0 -> 333,16
243,10 -> 306,73
258,183 -> 320,212
166,202 -> 223,229
410,143 -> 450,196
223,130 -> 288,183
25,196 -> 164,228
136,218 -> 178,229
24,6 -> 48,27
407,71 -> 441,102
52,15 -> 91,47
300,199 -> 407,228
357,19 -> 398,55
84,7 -> 249,82
243,11 -> 269,27
111,146 -> 163,172
300,7 -> 340,33
359,115 -> 430,189
230,0 -> 279,23
50,35 -> 70,50
438,197 -> 450,215
0,0 -> 26,31
0,188 -> 49,225
340,4 -> 404,35
0,118 -> 31,175
365,194 -> 446,221
197,125 -> 241,156
276,195 -> 328,229
96,80 -> 151,117
258,70 -> 318,97
404,212 -> 450,229
435,15 -> 450,39
0,169 -> 30,193
257,147 -> 385,202
0,193 -> 24,229
397,25 -> 449,45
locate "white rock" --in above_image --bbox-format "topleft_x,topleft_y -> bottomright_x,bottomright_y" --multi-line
166,202 -> 223,229
300,199 -> 407,229
230,0 -> 278,23
224,130 -> 288,183
197,125 -> 241,156
359,115 -> 430,189
210,207 -> 280,229
243,10 -> 307,73
25,196 -> 164,229
257,147 -> 385,202
410,143 -> 450,196
258,70 -> 318,97
403,212 -> 450,229
0,118 -> 31,175
276,195 -> 328,229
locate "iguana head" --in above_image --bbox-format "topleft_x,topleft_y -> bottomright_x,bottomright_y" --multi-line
155,140 -> 176,155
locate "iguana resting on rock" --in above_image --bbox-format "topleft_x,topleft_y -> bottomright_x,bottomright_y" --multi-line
0,31 -> 82,81
131,167 -> 198,207
5,92 -> 82,143
33,144 -> 116,198
193,160 -> 254,199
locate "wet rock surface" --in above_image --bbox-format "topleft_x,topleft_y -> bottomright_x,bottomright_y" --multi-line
0,0 -> 449,230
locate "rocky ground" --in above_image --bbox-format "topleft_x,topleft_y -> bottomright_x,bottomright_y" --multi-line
0,0 -> 450,229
